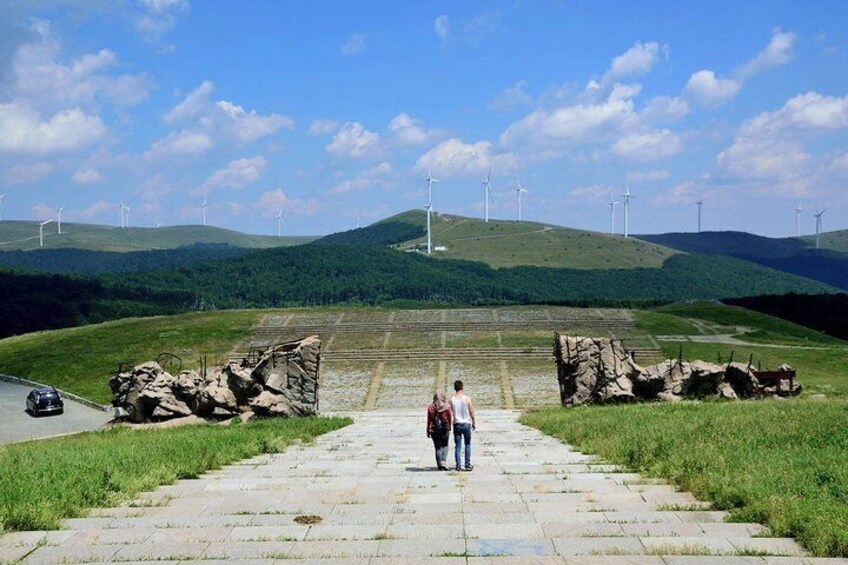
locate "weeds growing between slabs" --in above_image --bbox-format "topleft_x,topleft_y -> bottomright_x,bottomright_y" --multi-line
0,416 -> 350,533
522,400 -> 848,557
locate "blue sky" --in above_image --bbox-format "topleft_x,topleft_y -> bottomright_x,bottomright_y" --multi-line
0,0 -> 846,237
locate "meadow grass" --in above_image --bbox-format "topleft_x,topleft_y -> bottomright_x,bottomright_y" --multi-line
399,214 -> 677,269
522,401 -> 848,557
0,416 -> 350,533
0,310 -> 264,404
649,301 -> 845,346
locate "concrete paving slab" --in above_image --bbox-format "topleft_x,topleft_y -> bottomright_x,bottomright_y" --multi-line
0,409 -> 833,565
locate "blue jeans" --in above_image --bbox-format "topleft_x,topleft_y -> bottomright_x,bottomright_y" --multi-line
453,422 -> 472,469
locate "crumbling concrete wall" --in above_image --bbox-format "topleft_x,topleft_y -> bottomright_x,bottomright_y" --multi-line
110,336 -> 320,422
554,333 -> 797,406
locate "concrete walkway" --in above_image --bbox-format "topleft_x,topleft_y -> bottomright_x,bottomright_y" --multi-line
1,410 -> 844,564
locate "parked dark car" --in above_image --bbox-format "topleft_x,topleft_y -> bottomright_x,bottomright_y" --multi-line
26,386 -> 64,417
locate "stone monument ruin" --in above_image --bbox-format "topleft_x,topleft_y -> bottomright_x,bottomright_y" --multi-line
110,336 -> 321,422
554,333 -> 800,406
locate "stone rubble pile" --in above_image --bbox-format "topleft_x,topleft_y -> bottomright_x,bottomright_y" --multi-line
554,334 -> 798,406
110,336 -> 321,422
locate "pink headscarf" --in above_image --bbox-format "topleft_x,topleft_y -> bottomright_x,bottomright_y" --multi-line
433,390 -> 450,413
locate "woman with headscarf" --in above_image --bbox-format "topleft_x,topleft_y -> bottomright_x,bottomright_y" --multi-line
426,390 -> 452,470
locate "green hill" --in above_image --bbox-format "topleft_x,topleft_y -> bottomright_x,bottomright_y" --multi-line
800,229 -> 848,253
358,210 -> 678,269
0,221 -> 316,252
637,231 -> 848,290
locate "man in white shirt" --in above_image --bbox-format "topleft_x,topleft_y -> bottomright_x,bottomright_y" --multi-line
450,380 -> 476,472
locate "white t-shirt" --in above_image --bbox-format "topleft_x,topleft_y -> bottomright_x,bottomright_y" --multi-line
451,394 -> 472,424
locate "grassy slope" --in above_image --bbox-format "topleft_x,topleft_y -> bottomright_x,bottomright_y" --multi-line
634,302 -> 848,396
0,221 -> 316,252
642,301 -> 846,346
0,311 -> 264,404
800,229 -> 848,253
0,416 -> 350,532
395,211 -> 677,269
522,401 -> 848,557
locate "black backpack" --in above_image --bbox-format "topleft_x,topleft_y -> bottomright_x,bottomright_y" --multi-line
433,411 -> 447,434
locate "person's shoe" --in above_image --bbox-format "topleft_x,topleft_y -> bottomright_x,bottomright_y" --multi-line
455,467 -> 462,472
438,464 -> 448,471
464,465 -> 474,472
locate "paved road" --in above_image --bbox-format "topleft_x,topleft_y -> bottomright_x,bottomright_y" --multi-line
0,381 -> 111,445
1,409 -> 839,564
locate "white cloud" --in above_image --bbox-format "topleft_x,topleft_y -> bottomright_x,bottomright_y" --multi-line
164,80 -> 213,123
341,32 -> 366,56
3,161 -> 53,184
71,168 -> 102,185
161,80 -> 292,144
215,100 -> 293,142
611,129 -> 683,160
135,0 -> 189,44
434,15 -> 450,44
253,189 -> 320,217
308,119 -> 341,136
626,169 -> 670,183
744,91 -> 848,133
388,113 -> 443,146
737,29 -> 796,79
326,122 -> 382,159
31,202 -> 55,221
13,20 -> 152,110
500,94 -> 638,149
641,96 -> 690,121
684,70 -> 741,107
489,80 -> 532,111
327,161 -> 392,195
194,156 -> 267,196
416,138 -> 517,177
606,41 -> 662,81
568,184 -> 615,204
79,200 -> 115,221
717,137 -> 810,181
0,103 -> 106,154
145,129 -> 213,158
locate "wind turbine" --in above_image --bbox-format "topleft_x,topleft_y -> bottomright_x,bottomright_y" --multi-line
201,197 -> 208,227
607,194 -> 620,235
814,209 -> 826,249
0,193 -> 5,221
795,204 -> 802,237
426,169 -> 439,254
356,214 -> 361,229
621,186 -> 636,238
482,168 -> 493,223
56,206 -> 64,234
696,198 -> 703,233
39,219 -> 53,247
276,207 -> 284,237
118,201 -> 125,229
515,177 -> 529,222
124,205 -> 130,228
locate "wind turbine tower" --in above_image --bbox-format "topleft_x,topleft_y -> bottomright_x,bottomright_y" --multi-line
607,195 -> 620,235
56,207 -> 64,234
515,177 -> 529,222
814,209 -> 826,249
0,193 -> 5,221
482,168 -> 493,223
118,201 -> 125,229
795,204 -> 802,237
276,207 -> 284,237
696,198 -> 703,233
39,219 -> 53,247
125,205 -> 130,228
621,186 -> 636,238
426,169 -> 439,254
202,198 -> 208,227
